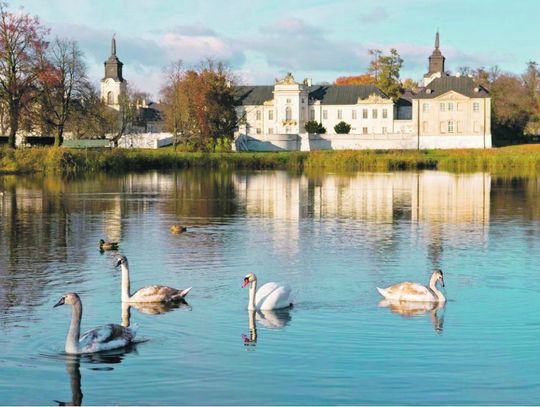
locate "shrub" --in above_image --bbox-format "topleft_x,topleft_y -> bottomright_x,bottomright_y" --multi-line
304,121 -> 326,134
334,121 -> 352,134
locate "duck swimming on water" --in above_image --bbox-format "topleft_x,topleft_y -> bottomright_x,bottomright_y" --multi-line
99,239 -> 119,251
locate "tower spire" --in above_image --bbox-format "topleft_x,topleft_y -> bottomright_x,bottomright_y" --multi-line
435,31 -> 439,49
111,33 -> 116,56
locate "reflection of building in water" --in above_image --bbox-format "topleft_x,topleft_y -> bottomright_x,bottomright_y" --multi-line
311,173 -> 412,221
412,171 -> 490,224
234,172 -> 308,219
234,171 -> 490,224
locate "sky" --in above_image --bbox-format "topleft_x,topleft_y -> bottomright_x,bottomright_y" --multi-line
10,0 -> 540,99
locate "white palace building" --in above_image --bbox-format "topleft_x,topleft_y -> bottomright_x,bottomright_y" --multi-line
233,33 -> 491,151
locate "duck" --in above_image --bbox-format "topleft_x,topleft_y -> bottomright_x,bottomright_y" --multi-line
377,269 -> 446,303
170,224 -> 187,234
115,255 -> 192,303
54,292 -> 137,354
99,239 -> 119,251
242,273 -> 293,311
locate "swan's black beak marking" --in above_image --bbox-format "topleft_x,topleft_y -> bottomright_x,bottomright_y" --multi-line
115,259 -> 122,267
53,297 -> 65,308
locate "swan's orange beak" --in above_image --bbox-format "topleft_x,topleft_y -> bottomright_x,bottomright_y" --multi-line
242,278 -> 249,288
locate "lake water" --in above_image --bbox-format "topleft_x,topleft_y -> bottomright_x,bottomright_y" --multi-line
1,169 -> 539,405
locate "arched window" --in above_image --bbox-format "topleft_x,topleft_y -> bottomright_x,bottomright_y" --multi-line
285,106 -> 292,121
107,91 -> 114,105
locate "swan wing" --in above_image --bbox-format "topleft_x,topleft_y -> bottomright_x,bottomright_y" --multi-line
131,285 -> 186,303
378,282 -> 434,301
79,324 -> 135,352
257,285 -> 292,310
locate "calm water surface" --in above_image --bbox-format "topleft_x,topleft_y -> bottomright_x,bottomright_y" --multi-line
0,170 -> 539,405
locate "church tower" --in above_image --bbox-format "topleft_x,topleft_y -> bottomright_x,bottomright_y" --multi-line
100,35 -> 127,110
423,31 -> 446,86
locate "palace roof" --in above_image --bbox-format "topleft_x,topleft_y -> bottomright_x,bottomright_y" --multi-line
235,84 -> 389,106
414,76 -> 489,99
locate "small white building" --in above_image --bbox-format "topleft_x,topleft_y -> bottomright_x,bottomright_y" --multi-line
234,33 -> 491,151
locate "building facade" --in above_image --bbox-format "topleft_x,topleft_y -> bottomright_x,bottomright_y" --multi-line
100,35 -> 127,110
234,33 -> 491,151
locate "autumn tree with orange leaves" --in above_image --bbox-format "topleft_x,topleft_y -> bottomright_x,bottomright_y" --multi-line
334,74 -> 376,86
161,59 -> 237,152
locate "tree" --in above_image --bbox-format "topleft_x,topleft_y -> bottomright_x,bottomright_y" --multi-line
65,83 -> 110,139
401,78 -> 419,92
37,37 -> 88,146
376,48 -> 403,100
334,121 -> 351,134
490,73 -> 532,139
160,58 -> 237,152
0,2 -> 48,148
368,49 -> 382,81
304,120 -> 326,134
107,86 -> 139,146
335,74 -> 375,86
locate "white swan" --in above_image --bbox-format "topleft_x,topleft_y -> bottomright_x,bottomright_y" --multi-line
242,273 -> 293,310
54,293 -> 137,354
115,256 -> 192,303
377,269 -> 446,302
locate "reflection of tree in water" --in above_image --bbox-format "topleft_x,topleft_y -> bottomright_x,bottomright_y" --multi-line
0,175 -> 120,320
491,175 -> 540,223
166,170 -> 238,222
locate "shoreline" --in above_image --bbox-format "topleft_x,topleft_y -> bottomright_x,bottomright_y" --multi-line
1,145 -> 540,176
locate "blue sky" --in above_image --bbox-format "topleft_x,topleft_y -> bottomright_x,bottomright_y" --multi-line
11,0 -> 540,98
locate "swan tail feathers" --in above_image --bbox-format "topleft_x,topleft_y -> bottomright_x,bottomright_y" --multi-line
376,287 -> 388,298
180,287 -> 192,297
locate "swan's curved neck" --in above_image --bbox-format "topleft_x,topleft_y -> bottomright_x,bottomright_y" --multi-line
248,280 -> 257,311
66,301 -> 82,353
429,276 -> 446,302
121,263 -> 131,302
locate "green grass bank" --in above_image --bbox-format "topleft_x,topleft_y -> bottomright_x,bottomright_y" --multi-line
1,145 -> 540,175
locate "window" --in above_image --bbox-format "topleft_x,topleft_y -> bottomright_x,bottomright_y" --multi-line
456,102 -> 462,111
286,98 -> 291,103
448,121 -> 454,133
268,128 -> 273,134
362,127 -> 368,135
301,98 -> 305,104
352,109 -> 357,120
323,110 -> 328,120
448,102 -> 454,111
256,110 -> 261,120
268,110 -> 273,120
473,102 -> 480,112
440,103 -> 446,112
337,109 -> 342,119
309,109 -> 315,120
107,91 -> 114,105
372,109 -> 378,119
382,126 -> 387,134
363,109 -> 368,119
422,103 -> 429,112
256,128 -> 261,134
285,106 -> 292,121
382,109 -> 388,119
